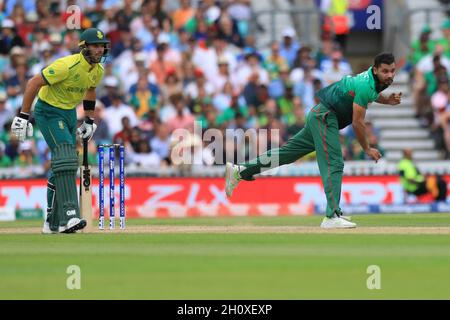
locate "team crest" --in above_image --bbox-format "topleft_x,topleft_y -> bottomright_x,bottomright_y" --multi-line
49,68 -> 55,75
58,121 -> 64,129
97,31 -> 103,39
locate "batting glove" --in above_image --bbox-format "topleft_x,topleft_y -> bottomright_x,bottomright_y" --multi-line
11,112 -> 33,142
77,117 -> 97,141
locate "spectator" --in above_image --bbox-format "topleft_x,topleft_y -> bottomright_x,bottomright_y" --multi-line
440,106 -> 450,158
6,54 -> 30,94
85,0 -> 106,28
103,94 -> 139,136
265,41 -> 289,80
268,64 -> 291,99
5,134 -> 20,162
151,122 -> 171,161
113,116 -> 134,145
128,138 -> 161,166
172,0 -> 196,31
29,27 -> 48,59
409,26 -> 435,67
30,42 -> 54,76
15,140 -> 39,167
294,66 -> 320,114
292,46 -> 312,71
148,33 -> 182,66
286,97 -> 305,139
48,32 -> 70,61
320,48 -> 352,85
213,81 -> 233,113
0,19 -> 25,55
216,12 -> 244,48
217,92 -> 249,127
398,148 -> 447,201
430,81 -> 449,153
147,0 -> 170,28
115,0 -> 139,30
435,20 -> 450,57
129,75 -> 159,118
166,93 -> 195,132
149,43 -> 177,87
279,27 -> 300,68
227,0 -> 252,39
290,47 -> 324,84
184,68 -> 214,104
109,26 -> 132,58
203,0 -> 221,25
92,102 -> 110,145
278,82 -> 296,126
320,0 -> 350,50
100,76 -> 120,108
0,141 -> 12,167
159,67 -> 182,102
0,91 -> 13,130
236,52 -> 269,90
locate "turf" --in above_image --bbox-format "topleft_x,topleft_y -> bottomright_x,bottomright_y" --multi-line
1,214 -> 450,299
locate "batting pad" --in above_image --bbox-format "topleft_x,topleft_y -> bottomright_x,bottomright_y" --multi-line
51,143 -> 80,226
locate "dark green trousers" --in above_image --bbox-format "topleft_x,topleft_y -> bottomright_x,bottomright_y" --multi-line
34,99 -> 78,229
239,103 -> 344,218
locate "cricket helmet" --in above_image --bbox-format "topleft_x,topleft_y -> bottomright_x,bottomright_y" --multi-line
78,28 -> 110,63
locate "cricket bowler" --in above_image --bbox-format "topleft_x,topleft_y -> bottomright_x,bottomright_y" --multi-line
225,53 -> 402,228
10,28 -> 109,233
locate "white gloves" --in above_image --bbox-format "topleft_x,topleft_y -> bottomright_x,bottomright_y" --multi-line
11,112 -> 33,142
77,117 -> 97,140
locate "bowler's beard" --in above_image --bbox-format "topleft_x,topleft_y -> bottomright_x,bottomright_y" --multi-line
372,69 -> 391,93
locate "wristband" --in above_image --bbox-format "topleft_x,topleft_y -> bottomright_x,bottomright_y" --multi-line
19,112 -> 30,120
83,100 -> 96,111
84,117 -> 94,125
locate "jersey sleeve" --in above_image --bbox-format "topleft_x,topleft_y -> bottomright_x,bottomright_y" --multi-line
354,83 -> 378,108
41,59 -> 69,85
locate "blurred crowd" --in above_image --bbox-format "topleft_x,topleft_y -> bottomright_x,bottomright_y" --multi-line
0,0 -> 381,175
409,17 -> 450,159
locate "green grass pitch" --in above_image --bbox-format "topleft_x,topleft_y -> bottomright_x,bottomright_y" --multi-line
1,213 -> 450,299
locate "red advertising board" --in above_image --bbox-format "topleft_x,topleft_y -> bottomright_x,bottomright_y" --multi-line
0,176 -> 448,218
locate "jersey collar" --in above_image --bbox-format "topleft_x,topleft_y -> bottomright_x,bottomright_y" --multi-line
368,66 -> 376,90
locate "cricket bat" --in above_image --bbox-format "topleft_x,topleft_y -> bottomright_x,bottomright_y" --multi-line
79,138 -> 93,232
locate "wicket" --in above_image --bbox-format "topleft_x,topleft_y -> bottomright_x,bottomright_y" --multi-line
98,144 -> 125,230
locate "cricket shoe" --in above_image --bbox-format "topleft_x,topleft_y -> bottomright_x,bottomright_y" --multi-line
60,218 -> 87,234
225,162 -> 241,198
320,214 -> 356,229
42,221 -> 57,234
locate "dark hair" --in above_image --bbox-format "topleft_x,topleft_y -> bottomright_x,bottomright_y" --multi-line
374,53 -> 395,67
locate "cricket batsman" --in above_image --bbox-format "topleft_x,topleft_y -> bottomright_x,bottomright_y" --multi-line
10,28 -> 109,233
225,53 -> 402,228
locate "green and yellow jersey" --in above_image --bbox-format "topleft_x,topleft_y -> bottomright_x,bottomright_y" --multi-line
316,66 -> 386,129
38,53 -> 104,110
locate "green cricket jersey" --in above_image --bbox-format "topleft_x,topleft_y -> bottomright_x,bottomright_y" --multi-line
39,53 -> 104,110
316,66 -> 386,129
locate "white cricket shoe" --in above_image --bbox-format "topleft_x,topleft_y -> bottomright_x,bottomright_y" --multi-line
60,218 -> 87,234
320,215 -> 356,229
225,162 -> 241,198
42,221 -> 57,234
